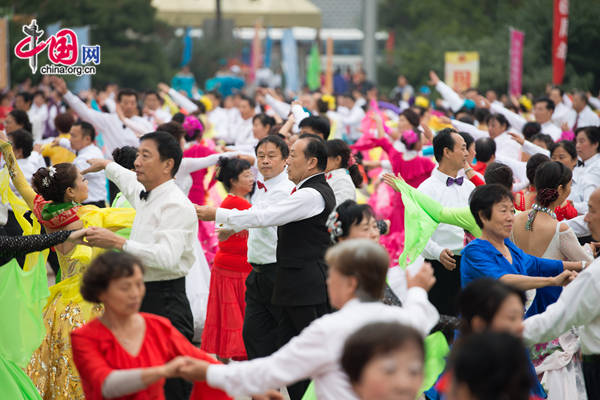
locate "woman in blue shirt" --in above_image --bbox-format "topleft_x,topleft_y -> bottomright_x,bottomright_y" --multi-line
460,184 -> 582,317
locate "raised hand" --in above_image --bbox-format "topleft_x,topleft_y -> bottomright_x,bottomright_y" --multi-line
428,70 -> 440,86
66,228 -> 90,245
406,262 -> 436,291
49,76 -> 68,96
382,173 -> 404,192
507,131 -> 525,145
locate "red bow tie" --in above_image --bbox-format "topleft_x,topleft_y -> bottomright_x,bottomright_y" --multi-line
257,181 -> 267,191
291,187 -> 297,195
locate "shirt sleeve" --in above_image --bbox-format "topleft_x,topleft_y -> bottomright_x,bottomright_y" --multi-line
58,137 -> 74,152
558,225 -> 594,263
435,81 -> 464,113
123,201 -> 197,274
215,187 -> 325,229
460,243 -> 508,285
524,264 -> 600,345
490,102 -> 526,133
168,88 -> 199,114
122,117 -> 154,137
521,140 -> 551,157
574,168 -> 600,214
265,94 -> 291,119
522,250 -> 564,277
178,153 -> 227,176
450,119 -> 488,140
63,91 -> 115,134
105,162 -> 144,209
566,215 -> 590,237
588,96 -> 600,110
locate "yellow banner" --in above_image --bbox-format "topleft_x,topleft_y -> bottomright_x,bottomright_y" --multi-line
444,52 -> 479,92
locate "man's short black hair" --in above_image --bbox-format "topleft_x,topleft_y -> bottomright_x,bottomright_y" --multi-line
534,97 -> 555,112
239,94 -> 256,109
8,129 -> 34,158
16,91 -> 33,104
255,135 -> 289,159
475,137 -> 496,163
117,88 -> 138,102
433,128 -> 458,163
140,131 -> 183,177
299,116 -> 331,140
469,184 -> 514,228
299,133 -> 327,171
72,121 -> 96,142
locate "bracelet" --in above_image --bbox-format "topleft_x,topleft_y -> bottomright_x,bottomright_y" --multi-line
464,167 -> 474,174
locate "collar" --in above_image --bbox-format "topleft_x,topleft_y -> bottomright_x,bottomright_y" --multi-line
431,168 -> 459,184
142,179 -> 175,200
295,172 -> 325,189
581,153 -> 600,166
263,169 -> 289,190
327,168 -> 348,179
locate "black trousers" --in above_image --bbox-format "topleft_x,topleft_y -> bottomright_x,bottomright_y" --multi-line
583,357 -> 600,399
277,302 -> 331,400
426,255 -> 461,317
141,277 -> 194,400
243,264 -> 282,360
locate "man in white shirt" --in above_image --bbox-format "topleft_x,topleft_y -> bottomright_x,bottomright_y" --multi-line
49,76 -> 140,157
83,131 -> 198,400
142,90 -> 171,127
196,134 -> 336,399
549,86 -> 575,127
227,95 -> 255,149
15,92 -> 45,142
240,135 -> 294,360
418,128 -> 475,316
569,126 -> 600,215
491,97 -> 562,141
338,93 -> 365,143
56,121 -> 106,207
570,92 -> 600,130
523,187 -> 600,399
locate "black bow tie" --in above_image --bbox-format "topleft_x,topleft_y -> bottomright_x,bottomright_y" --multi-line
139,190 -> 151,200
578,160 -> 585,167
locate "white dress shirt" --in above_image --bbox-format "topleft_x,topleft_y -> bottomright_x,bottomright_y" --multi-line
59,138 -> 106,203
570,105 -> 600,129
206,291 -> 439,399
490,103 -> 562,141
524,257 -> 600,355
105,162 -> 198,281
552,102 -> 575,127
418,168 -> 475,260
569,153 -> 600,214
326,168 -> 356,206
215,173 -> 325,230
63,91 -> 140,157
338,103 -> 366,142
27,105 -> 46,142
208,107 -> 231,141
247,170 -> 295,265
451,119 -> 522,160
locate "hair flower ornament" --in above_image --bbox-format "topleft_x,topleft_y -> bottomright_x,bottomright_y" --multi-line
401,130 -> 418,146
326,211 -> 344,243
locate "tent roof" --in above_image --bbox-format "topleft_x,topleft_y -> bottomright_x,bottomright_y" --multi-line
152,0 -> 322,28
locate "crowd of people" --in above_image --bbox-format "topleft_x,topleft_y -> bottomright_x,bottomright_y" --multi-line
0,68 -> 600,400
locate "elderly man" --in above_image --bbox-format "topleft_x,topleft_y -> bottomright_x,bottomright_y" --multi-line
523,187 -> 600,399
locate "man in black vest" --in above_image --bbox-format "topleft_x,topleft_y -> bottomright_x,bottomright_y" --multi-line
196,134 -> 335,399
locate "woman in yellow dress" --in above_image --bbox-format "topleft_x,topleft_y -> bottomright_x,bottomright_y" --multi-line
0,134 -> 133,399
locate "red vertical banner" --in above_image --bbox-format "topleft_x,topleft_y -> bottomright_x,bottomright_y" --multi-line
509,28 -> 524,96
552,0 -> 569,85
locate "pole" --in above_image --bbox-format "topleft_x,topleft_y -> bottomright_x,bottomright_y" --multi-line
215,0 -> 222,41
362,0 -> 377,83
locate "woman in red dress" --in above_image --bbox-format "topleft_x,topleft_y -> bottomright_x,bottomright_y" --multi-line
70,251 -> 230,400
201,157 -> 254,360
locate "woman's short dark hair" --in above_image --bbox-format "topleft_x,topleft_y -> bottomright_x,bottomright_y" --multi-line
475,137 -> 496,163
457,278 -> 526,336
299,133 -> 328,171
457,131 -> 474,153
171,112 -> 186,124
326,139 -> 362,187
576,126 -> 600,153
216,157 -> 252,191
112,146 -> 138,171
54,113 -> 75,134
255,135 -> 289,159
333,200 -> 375,242
252,113 -> 276,129
8,129 -> 34,158
551,140 -> 577,161
32,163 -> 78,202
400,108 -> 420,130
522,122 -> 541,141
530,133 -> 554,150
448,332 -> 533,400
341,322 -> 425,384
139,131 -> 183,177
81,252 -> 145,303
484,162 -> 513,190
534,161 -> 572,207
469,184 -> 514,228
526,153 -> 551,184
486,113 -> 510,130
433,128 -> 457,163
8,109 -> 32,133
157,121 -> 185,142
325,239 -> 389,301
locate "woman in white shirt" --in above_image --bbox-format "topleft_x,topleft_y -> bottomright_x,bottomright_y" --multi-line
569,126 -> 600,215
325,139 -> 362,206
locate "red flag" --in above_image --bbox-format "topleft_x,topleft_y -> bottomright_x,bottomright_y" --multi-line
552,0 -> 569,85
509,28 -> 524,96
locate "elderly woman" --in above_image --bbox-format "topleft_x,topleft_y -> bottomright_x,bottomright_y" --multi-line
170,239 -> 439,400
70,251 -> 230,400
460,184 -> 583,318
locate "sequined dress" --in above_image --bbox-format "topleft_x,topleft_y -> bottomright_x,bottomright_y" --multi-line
26,247 -> 103,400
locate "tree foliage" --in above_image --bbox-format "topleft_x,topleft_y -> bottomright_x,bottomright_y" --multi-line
378,0 -> 600,95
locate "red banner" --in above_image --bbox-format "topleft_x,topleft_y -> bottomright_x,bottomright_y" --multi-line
552,0 -> 569,85
509,28 -> 524,96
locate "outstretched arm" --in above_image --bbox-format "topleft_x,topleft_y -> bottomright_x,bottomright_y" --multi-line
0,135 -> 37,210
